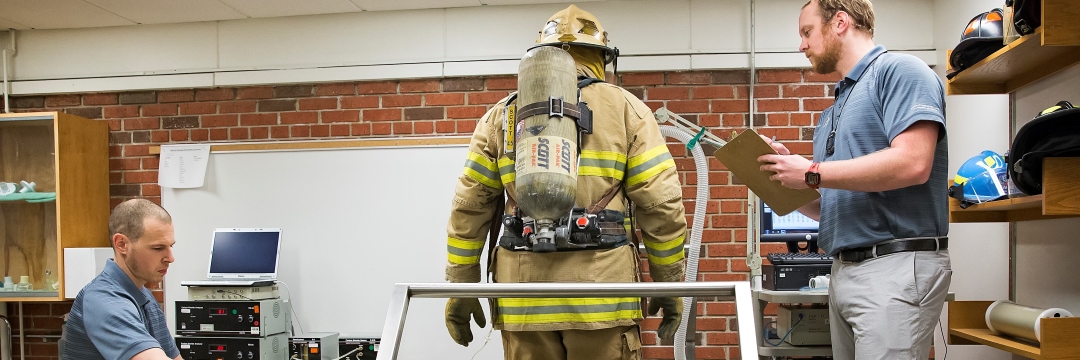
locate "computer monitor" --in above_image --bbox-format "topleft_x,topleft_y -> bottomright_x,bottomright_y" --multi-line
760,202 -> 820,253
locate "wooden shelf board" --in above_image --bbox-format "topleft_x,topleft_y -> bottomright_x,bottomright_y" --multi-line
947,27 -> 1080,95
949,329 -> 1042,359
1042,158 -> 1080,215
0,294 -> 61,301
948,301 -> 1080,359
957,195 -> 1043,212
1043,0 -> 1080,46
950,158 -> 1080,222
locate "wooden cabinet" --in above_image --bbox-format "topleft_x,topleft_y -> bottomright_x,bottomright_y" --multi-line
0,111 -> 109,301
946,1 -> 1080,358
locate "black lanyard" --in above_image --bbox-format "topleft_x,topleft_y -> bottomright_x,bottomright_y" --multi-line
825,51 -> 885,157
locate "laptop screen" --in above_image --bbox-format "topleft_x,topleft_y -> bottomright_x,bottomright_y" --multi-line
207,228 -> 281,279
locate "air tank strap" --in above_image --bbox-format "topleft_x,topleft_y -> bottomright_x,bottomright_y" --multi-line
516,97 -> 583,121
586,183 -> 623,215
577,76 -> 605,88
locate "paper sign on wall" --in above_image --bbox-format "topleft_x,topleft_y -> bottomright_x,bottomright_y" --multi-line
158,144 -> 211,188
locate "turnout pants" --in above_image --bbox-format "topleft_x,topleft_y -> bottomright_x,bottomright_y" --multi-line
501,325 -> 642,360
829,250 -> 952,360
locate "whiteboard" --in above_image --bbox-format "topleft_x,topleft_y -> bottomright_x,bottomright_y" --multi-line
163,140 -> 504,360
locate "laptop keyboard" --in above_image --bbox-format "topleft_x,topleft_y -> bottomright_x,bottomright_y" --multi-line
184,280 -> 276,287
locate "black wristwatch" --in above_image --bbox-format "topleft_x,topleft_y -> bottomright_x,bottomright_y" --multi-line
804,162 -> 821,189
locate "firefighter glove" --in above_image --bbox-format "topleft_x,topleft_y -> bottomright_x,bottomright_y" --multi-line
445,298 -> 487,346
647,296 -> 683,339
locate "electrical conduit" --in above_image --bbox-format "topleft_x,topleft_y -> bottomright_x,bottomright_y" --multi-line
3,30 -> 16,114
658,125 -> 707,360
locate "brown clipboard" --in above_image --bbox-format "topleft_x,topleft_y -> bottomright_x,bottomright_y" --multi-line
712,129 -> 819,216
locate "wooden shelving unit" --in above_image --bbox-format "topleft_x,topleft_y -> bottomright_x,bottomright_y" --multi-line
0,112 -> 109,301
950,158 -> 1080,222
946,3 -> 1080,358
947,0 -> 1080,95
948,301 -> 1080,359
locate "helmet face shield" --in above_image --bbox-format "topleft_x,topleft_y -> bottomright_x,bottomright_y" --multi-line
950,150 -> 1009,207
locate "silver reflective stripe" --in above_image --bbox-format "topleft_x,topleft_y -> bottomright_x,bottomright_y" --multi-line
644,245 -> 683,259
465,159 -> 499,182
497,300 -> 641,315
626,152 -> 673,179
447,246 -> 482,258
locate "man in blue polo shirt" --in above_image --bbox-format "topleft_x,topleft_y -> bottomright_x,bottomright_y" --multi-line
759,0 -> 950,359
62,199 -> 182,360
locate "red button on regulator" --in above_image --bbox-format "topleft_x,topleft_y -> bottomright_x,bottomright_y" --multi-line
576,217 -> 588,228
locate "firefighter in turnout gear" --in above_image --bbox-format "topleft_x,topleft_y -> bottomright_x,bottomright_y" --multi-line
444,5 -> 687,359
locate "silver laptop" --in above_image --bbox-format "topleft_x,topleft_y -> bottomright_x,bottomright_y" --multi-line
181,228 -> 282,287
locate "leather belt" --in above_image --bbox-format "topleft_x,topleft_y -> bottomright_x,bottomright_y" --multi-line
838,237 -> 948,263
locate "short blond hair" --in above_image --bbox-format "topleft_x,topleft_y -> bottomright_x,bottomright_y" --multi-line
806,0 -> 875,36
109,199 -> 171,243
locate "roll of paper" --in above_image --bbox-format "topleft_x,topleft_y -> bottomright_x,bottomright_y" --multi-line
985,300 -> 1073,342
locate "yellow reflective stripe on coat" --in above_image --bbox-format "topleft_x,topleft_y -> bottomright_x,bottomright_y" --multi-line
643,233 -> 685,266
496,297 -> 642,324
447,237 -> 484,265
579,150 -> 626,180
463,152 -> 502,189
626,145 -> 675,186
498,156 -> 516,186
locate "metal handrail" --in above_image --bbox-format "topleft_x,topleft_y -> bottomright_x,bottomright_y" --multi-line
376,281 -> 758,360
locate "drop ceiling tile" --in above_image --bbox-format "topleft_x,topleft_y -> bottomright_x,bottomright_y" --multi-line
479,0 -> 602,5
85,0 -> 246,24
219,0 -> 362,19
0,16 -> 29,30
348,0 -> 478,12
0,0 -> 134,29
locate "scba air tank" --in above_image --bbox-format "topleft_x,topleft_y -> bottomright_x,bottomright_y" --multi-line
513,46 -> 579,251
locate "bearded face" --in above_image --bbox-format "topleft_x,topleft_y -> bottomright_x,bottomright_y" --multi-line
809,25 -> 843,75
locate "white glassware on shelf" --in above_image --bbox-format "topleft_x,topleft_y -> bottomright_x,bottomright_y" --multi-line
15,275 -> 31,291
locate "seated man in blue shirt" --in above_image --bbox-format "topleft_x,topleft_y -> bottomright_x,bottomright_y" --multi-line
62,199 -> 182,360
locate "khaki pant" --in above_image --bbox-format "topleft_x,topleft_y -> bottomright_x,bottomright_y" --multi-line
501,325 -> 642,360
829,250 -> 952,360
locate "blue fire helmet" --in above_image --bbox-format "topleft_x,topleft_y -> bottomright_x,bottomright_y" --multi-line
950,150 -> 1008,207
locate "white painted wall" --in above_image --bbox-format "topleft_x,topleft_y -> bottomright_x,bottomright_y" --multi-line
931,0 -> 1011,359
2,0 -> 936,95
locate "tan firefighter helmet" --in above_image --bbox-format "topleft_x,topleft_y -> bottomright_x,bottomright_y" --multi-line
532,4 -> 619,64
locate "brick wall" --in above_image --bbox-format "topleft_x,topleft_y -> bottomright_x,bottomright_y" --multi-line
2,68 -> 839,360
3,303 -> 67,360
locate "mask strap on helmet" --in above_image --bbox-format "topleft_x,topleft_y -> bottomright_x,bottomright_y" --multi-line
612,47 -> 619,82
